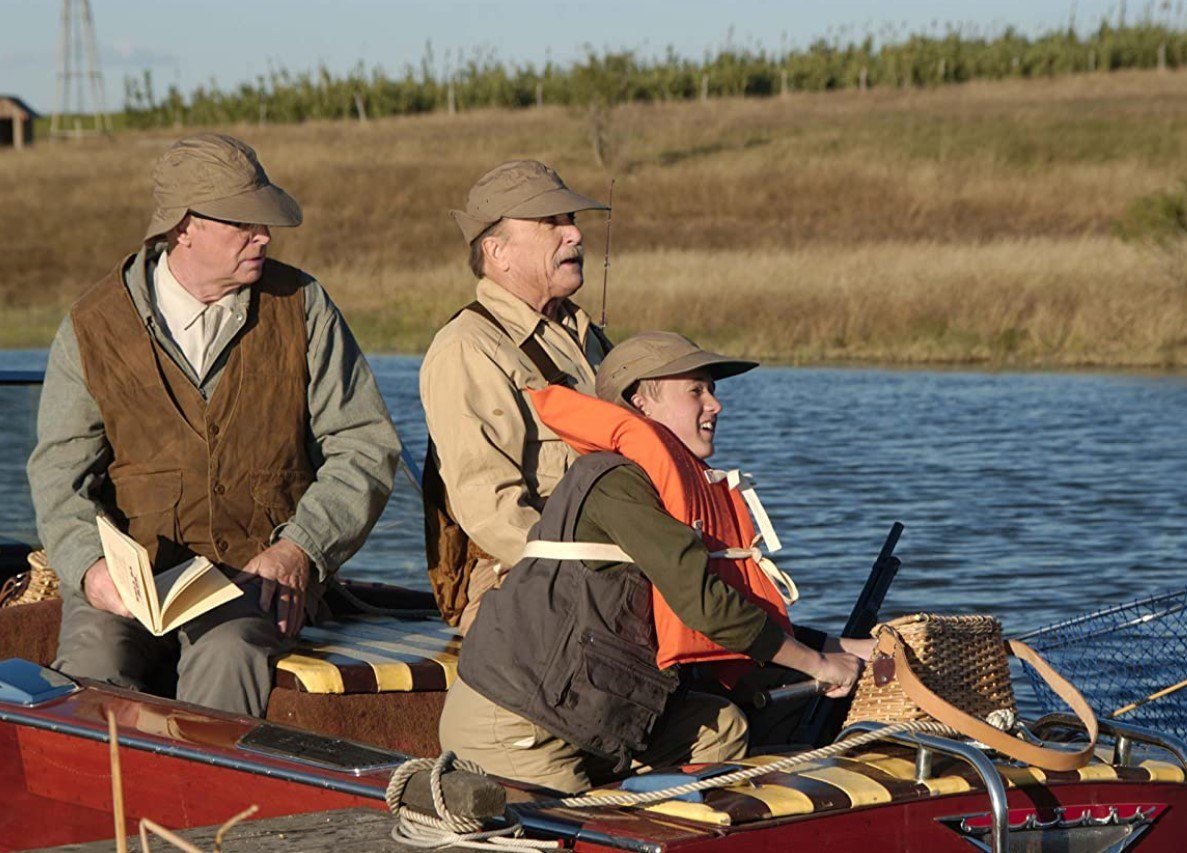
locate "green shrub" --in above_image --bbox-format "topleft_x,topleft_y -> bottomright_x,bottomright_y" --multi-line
1115,184 -> 1187,248
119,22 -> 1187,129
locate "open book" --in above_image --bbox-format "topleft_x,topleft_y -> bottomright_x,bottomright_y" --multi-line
96,515 -> 242,636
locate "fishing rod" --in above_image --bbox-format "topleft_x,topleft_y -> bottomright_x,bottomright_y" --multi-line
1111,677 -> 1187,718
754,522 -> 903,724
599,178 -> 615,328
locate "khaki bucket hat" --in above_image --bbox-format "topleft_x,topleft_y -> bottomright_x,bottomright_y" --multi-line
451,159 -> 608,244
596,331 -> 758,407
144,133 -> 302,241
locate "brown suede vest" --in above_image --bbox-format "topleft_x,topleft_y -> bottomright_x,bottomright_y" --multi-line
72,254 -> 313,572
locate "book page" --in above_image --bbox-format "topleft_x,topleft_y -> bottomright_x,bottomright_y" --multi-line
96,515 -> 159,631
152,556 -> 215,608
155,556 -> 242,635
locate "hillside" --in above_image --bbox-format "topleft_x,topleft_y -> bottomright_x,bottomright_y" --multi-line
3,69 -> 1186,367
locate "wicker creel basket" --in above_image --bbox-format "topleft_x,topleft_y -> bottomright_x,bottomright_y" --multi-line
844,613 -> 1016,726
0,550 -> 61,608
842,612 -> 1100,772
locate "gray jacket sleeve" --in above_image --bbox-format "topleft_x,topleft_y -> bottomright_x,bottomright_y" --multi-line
273,278 -> 401,580
27,316 -> 111,591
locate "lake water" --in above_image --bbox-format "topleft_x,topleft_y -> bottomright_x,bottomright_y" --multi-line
3,350 -> 1186,715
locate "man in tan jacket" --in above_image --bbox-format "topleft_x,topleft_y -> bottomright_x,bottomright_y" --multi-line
420,160 -> 610,633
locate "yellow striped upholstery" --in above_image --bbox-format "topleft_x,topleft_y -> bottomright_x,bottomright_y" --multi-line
638,746 -> 1186,826
274,615 -> 460,694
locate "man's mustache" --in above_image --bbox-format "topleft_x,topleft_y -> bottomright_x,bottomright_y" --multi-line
557,248 -> 584,266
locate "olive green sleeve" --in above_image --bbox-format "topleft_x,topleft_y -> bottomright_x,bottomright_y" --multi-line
575,463 -> 784,660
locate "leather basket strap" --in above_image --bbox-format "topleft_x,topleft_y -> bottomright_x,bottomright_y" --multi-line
874,628 -> 1098,771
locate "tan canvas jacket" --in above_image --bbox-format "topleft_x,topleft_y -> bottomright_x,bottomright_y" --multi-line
419,279 -> 607,568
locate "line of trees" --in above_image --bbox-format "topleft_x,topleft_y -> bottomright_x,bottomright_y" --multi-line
122,21 -> 1187,128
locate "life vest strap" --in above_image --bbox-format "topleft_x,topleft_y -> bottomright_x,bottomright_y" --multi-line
520,540 -> 635,563
704,468 -> 782,553
709,536 -> 800,609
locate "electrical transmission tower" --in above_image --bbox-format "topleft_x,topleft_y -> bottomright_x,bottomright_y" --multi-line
51,0 -> 112,138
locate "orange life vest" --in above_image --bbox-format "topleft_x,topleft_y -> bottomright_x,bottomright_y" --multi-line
529,385 -> 794,680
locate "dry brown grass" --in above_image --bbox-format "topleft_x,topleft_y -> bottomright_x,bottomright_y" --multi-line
3,69 -> 1187,365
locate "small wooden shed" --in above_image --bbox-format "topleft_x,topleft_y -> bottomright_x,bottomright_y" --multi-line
0,96 -> 38,150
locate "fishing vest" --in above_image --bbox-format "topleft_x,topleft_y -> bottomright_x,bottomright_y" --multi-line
71,253 -> 313,571
528,385 -> 796,684
459,452 -> 679,768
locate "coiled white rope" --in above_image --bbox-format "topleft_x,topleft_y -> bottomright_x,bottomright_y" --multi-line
387,720 -> 962,849
385,752 -> 559,851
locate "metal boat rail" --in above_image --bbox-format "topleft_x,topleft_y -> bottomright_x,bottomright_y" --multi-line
837,720 -> 1011,853
839,715 -> 1187,853
1032,712 -> 1187,769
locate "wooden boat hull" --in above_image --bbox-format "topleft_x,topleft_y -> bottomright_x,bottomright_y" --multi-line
4,674 -> 1187,852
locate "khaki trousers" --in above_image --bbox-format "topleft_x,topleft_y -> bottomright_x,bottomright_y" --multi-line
457,556 -> 502,637
54,580 -> 290,717
439,677 -> 749,794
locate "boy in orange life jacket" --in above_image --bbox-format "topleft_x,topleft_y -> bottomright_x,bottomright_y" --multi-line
441,332 -> 873,793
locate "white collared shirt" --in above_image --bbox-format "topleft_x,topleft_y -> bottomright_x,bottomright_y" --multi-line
151,252 -> 239,379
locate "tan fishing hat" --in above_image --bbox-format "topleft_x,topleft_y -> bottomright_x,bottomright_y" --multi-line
596,331 -> 758,407
144,133 -> 302,241
450,159 -> 608,244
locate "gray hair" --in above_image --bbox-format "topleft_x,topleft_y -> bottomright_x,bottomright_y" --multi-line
468,219 -> 507,279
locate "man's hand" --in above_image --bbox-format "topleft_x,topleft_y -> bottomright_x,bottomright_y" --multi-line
826,635 -> 877,662
808,650 -> 865,699
82,558 -> 133,618
237,540 -> 311,640
771,634 -> 865,699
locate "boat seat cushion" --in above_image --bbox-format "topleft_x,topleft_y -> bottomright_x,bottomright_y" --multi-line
0,598 -> 61,665
0,596 -> 460,697
274,614 -> 461,694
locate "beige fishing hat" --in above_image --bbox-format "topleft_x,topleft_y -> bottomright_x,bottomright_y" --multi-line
451,159 -> 608,244
596,331 -> 758,407
144,133 -> 302,241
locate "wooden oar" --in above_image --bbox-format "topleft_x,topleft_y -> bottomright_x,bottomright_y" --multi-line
1111,678 -> 1187,718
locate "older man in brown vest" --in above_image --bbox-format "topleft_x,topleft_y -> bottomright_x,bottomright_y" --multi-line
27,134 -> 401,716
420,160 -> 611,634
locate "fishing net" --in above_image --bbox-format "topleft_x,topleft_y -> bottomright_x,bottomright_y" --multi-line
1017,588 -> 1187,740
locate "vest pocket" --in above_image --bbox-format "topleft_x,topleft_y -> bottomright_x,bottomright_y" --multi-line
109,470 -> 183,551
249,470 -> 314,533
574,628 -> 677,753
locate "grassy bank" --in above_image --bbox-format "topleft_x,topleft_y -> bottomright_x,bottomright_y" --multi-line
2,69 -> 1186,366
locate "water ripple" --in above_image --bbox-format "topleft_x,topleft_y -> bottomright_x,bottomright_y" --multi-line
3,352 -> 1185,644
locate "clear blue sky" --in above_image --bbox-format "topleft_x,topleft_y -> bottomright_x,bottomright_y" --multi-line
0,1 -> 1157,114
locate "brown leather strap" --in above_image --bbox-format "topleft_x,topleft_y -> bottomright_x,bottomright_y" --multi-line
462,301 -> 571,387
874,628 -> 1098,771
